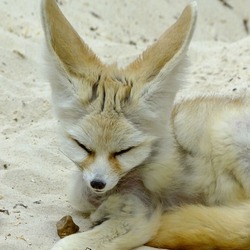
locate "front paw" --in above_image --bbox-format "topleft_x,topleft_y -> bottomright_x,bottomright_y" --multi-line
51,235 -> 79,250
51,232 -> 98,250
90,194 -> 139,226
51,228 -> 120,250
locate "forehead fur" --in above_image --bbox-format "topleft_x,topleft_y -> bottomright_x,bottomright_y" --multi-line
78,67 -> 136,115
75,113 -> 145,151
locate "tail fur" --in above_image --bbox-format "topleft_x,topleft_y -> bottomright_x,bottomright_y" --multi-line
147,203 -> 250,250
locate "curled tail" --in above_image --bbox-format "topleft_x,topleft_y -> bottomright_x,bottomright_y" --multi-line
147,202 -> 250,250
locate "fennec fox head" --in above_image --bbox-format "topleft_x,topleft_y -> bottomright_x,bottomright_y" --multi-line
41,0 -> 196,194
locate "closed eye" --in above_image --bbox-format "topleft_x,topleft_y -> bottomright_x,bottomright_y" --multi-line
74,139 -> 93,154
114,146 -> 135,156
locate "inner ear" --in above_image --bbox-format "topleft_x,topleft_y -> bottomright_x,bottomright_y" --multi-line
41,0 -> 109,108
125,2 -> 197,84
41,0 -> 104,77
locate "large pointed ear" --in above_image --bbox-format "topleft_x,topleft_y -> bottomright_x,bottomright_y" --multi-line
125,2 -> 197,124
126,2 -> 197,83
41,0 -> 103,77
41,0 -> 104,124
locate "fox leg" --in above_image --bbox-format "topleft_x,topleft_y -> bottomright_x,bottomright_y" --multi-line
147,203 -> 250,250
67,170 -> 96,214
51,194 -> 161,250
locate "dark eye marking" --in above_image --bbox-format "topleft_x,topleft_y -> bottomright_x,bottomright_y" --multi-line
74,139 -> 93,154
114,146 -> 135,156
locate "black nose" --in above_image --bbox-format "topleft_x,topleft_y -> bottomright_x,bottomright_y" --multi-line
90,179 -> 106,190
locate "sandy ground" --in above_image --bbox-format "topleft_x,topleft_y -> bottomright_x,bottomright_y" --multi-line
0,0 -> 250,249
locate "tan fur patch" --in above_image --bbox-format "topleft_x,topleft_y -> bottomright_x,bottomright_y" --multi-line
79,152 -> 96,170
108,154 -> 122,173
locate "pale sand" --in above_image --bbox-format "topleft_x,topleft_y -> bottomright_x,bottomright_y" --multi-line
0,0 -> 249,249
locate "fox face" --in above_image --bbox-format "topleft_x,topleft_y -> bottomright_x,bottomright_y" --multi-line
55,72 -> 157,193
63,105 -> 155,193
41,0 -> 196,193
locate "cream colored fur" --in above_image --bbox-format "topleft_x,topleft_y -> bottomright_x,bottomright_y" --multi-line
41,0 -> 250,249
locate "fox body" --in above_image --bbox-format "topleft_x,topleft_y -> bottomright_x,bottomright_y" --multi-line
41,0 -> 250,249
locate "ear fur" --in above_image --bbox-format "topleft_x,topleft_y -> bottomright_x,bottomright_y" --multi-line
126,2 -> 197,84
41,0 -> 197,130
41,0 -> 103,77
124,2 -> 197,129
41,0 -> 105,125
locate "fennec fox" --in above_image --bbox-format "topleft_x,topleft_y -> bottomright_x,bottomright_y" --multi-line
41,0 -> 250,249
